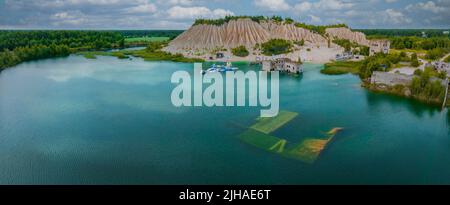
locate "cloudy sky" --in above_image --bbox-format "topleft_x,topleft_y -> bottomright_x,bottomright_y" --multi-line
0,0 -> 449,29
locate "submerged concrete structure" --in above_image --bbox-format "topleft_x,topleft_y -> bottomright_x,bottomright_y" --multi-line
262,58 -> 303,74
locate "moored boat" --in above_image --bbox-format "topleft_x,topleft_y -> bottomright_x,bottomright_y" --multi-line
202,62 -> 238,75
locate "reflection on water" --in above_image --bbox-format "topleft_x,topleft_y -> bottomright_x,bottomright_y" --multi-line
446,111 -> 450,135
45,56 -> 175,86
365,91 -> 442,119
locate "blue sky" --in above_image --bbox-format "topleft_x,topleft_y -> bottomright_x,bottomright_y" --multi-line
0,0 -> 449,29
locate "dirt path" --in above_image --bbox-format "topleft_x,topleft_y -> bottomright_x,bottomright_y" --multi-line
440,53 -> 450,62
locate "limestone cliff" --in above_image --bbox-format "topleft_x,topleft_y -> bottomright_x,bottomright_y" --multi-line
325,27 -> 369,46
165,18 -> 328,51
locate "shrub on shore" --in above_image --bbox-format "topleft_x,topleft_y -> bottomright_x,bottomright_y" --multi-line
410,67 -> 446,101
232,46 -> 250,57
425,48 -> 448,60
261,39 -> 293,56
411,53 -> 420,67
359,54 -> 392,79
293,39 -> 305,47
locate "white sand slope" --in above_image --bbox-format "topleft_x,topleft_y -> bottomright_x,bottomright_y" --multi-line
164,19 -> 328,51
325,27 -> 370,46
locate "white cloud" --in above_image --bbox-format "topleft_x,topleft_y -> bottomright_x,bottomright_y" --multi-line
124,3 -> 157,13
294,2 -> 312,12
51,11 -> 88,26
406,1 -> 446,13
5,0 -> 149,10
314,0 -> 354,10
2,0 -> 448,29
167,6 -> 234,19
254,0 -> 290,11
166,0 -> 194,6
308,14 -> 321,23
342,10 -> 366,18
292,0 -> 354,12
212,9 -> 235,18
383,9 -> 411,24
65,0 -> 139,6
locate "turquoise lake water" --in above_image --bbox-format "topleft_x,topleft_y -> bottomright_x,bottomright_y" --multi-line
1,55 -> 450,185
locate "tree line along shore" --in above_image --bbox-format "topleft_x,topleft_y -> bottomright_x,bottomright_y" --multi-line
0,30 -> 186,70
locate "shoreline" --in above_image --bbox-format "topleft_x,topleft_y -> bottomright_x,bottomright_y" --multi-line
163,44 -> 344,65
363,82 -> 445,108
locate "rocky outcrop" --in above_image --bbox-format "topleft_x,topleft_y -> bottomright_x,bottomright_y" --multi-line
325,27 -> 369,46
261,21 -> 328,44
165,18 -> 328,51
370,71 -> 413,86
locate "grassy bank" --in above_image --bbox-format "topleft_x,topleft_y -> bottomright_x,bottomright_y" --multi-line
130,49 -> 203,63
125,37 -> 170,43
321,61 -> 361,75
79,41 -> 204,63
79,51 -> 129,59
80,49 -> 203,63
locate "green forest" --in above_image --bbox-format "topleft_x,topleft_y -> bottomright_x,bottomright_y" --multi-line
389,36 -> 450,50
357,29 -> 450,58
0,30 -> 186,70
119,30 -> 183,39
0,31 -> 126,70
0,31 -> 124,51
356,29 -> 450,38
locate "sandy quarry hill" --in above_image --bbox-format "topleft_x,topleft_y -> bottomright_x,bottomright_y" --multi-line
164,18 -> 328,51
162,18 -> 371,63
325,27 -> 370,46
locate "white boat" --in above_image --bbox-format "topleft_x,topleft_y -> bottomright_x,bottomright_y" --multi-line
201,62 -> 238,75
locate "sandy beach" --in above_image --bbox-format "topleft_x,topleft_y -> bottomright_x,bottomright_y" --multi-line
163,43 -> 344,64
